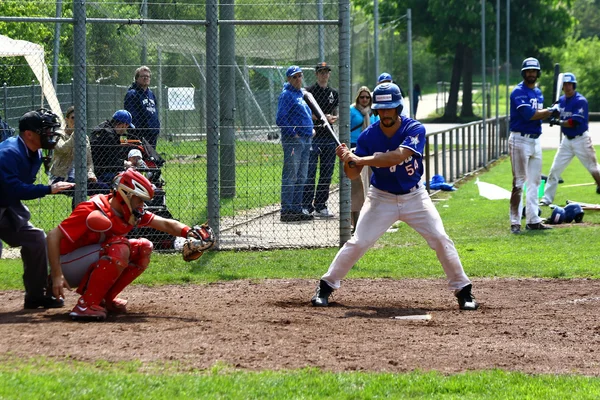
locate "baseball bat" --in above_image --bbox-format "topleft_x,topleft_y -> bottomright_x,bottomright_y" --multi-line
555,73 -> 564,104
566,200 -> 600,211
302,90 -> 356,168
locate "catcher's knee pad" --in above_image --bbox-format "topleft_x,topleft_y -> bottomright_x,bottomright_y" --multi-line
101,236 -> 131,269
129,238 -> 153,268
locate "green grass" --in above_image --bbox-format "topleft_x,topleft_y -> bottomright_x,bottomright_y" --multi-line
3,147 -> 600,397
1,357 -> 600,400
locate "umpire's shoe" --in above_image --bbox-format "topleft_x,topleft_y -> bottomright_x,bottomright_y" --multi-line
24,296 -> 64,309
455,284 -> 479,311
311,279 -> 334,307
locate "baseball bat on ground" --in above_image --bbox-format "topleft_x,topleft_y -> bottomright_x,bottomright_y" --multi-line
566,200 -> 600,210
302,90 -> 355,168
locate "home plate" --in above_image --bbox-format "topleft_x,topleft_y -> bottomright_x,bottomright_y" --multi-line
391,314 -> 431,320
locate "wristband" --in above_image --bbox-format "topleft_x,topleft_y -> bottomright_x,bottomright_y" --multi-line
566,118 -> 574,128
180,226 -> 191,238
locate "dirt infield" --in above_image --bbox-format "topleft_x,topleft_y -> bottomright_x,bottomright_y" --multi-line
1,278 -> 599,375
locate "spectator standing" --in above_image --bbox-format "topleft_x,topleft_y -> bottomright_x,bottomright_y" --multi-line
276,66 -> 314,222
541,72 -> 600,205
0,109 -> 75,309
412,84 -> 422,117
124,66 -> 160,149
90,110 -> 135,185
349,86 -> 378,229
310,83 -> 479,311
508,57 -> 557,234
302,62 -> 339,218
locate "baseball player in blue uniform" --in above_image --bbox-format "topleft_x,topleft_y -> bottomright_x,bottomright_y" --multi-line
310,83 -> 478,311
509,57 -> 557,234
541,72 -> 600,205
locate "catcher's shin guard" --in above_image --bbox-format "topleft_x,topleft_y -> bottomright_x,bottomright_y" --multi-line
77,256 -> 122,308
103,262 -> 148,308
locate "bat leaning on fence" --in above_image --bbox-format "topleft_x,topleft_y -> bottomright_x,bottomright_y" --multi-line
566,200 -> 600,211
302,90 -> 356,168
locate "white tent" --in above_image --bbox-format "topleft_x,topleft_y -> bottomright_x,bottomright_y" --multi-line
0,34 -> 64,123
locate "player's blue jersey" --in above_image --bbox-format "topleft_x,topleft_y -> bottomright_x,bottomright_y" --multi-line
355,116 -> 425,193
510,82 -> 545,134
558,92 -> 588,137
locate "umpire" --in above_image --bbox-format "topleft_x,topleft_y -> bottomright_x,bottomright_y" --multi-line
0,109 -> 74,309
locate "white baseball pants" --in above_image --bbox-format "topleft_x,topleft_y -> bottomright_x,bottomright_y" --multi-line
321,186 -> 471,291
509,133 -> 543,225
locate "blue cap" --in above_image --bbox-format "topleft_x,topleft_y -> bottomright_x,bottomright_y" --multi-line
112,110 -> 135,129
378,72 -> 392,83
286,65 -> 302,77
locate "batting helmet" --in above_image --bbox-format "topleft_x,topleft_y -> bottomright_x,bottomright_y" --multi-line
521,57 -> 541,78
377,72 -> 393,84
18,108 -> 62,150
563,72 -> 577,90
564,203 -> 584,223
113,168 -> 155,226
372,83 -> 404,116
547,206 -> 566,224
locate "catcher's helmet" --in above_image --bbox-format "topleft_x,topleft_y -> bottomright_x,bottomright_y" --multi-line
521,57 -> 541,78
547,206 -> 566,224
113,168 -> 155,225
563,72 -> 577,90
564,203 -> 584,223
372,83 -> 404,116
18,108 -> 62,150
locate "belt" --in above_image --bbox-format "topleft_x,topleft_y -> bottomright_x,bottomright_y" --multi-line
564,134 -> 583,140
382,184 -> 420,196
518,133 -> 540,139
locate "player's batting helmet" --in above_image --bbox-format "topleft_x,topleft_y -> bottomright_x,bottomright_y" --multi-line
564,203 -> 584,223
371,83 -> 404,116
521,57 -> 541,78
563,72 -> 577,90
547,206 -> 566,224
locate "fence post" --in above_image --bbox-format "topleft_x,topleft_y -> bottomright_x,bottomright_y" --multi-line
72,0 -> 88,205
220,0 -> 236,199
339,0 -> 352,244
2,83 -> 7,119
31,80 -> 35,109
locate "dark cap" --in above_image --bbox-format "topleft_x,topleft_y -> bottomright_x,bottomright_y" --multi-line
19,110 -> 44,133
315,62 -> 331,72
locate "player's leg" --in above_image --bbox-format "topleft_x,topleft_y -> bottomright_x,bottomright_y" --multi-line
313,142 -> 336,216
102,238 -> 153,312
542,139 -> 574,205
573,135 -> 600,188
509,134 -> 527,229
293,137 -> 313,218
302,142 -> 320,213
525,140 -> 544,226
280,136 -> 301,217
59,244 -> 102,289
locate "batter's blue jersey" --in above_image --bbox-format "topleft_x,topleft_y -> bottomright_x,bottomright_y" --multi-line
510,82 -> 545,134
559,92 -> 588,137
355,117 -> 426,193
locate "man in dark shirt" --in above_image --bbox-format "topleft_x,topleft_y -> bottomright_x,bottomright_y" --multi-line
124,66 -> 161,149
302,62 -> 339,218
0,109 -> 74,309
90,110 -> 135,185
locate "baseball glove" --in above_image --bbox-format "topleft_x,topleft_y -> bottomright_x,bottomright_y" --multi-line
182,224 -> 215,262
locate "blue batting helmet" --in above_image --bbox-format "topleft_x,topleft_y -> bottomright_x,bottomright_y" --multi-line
564,203 -> 584,223
377,72 -> 393,84
521,57 -> 541,78
547,206 -> 566,224
371,83 -> 404,115
563,72 -> 577,90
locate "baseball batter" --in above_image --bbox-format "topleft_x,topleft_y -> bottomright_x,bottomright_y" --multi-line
541,72 -> 600,205
310,83 -> 479,311
509,57 -> 557,234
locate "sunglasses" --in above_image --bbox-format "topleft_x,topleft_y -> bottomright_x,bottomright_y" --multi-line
359,95 -> 371,100
68,115 -> 75,120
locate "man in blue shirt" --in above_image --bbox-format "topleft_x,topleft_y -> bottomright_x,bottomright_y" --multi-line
124,66 -> 161,149
276,66 -> 314,222
541,73 -> 600,204
509,57 -> 557,234
0,109 -> 75,309
310,83 -> 478,311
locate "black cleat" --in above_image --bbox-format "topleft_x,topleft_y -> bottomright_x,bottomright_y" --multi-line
596,185 -> 600,195
510,224 -> 521,234
455,284 -> 479,310
24,296 -> 64,309
311,279 -> 334,307
280,212 -> 301,222
526,222 -> 552,230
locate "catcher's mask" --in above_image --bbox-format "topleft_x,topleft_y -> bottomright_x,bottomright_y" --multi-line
113,168 -> 154,225
19,108 -> 62,150
371,83 -> 404,116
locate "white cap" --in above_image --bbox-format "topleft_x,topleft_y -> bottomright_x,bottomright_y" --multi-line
128,149 -> 143,159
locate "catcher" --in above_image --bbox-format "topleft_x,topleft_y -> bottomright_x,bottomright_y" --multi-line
46,168 -> 214,321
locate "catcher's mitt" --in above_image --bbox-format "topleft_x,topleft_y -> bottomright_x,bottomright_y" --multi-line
182,224 -> 215,262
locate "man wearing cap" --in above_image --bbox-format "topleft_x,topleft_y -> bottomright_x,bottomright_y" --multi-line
124,66 -> 161,149
276,66 -> 314,222
90,110 -> 136,185
0,109 -> 75,309
302,62 -> 339,218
